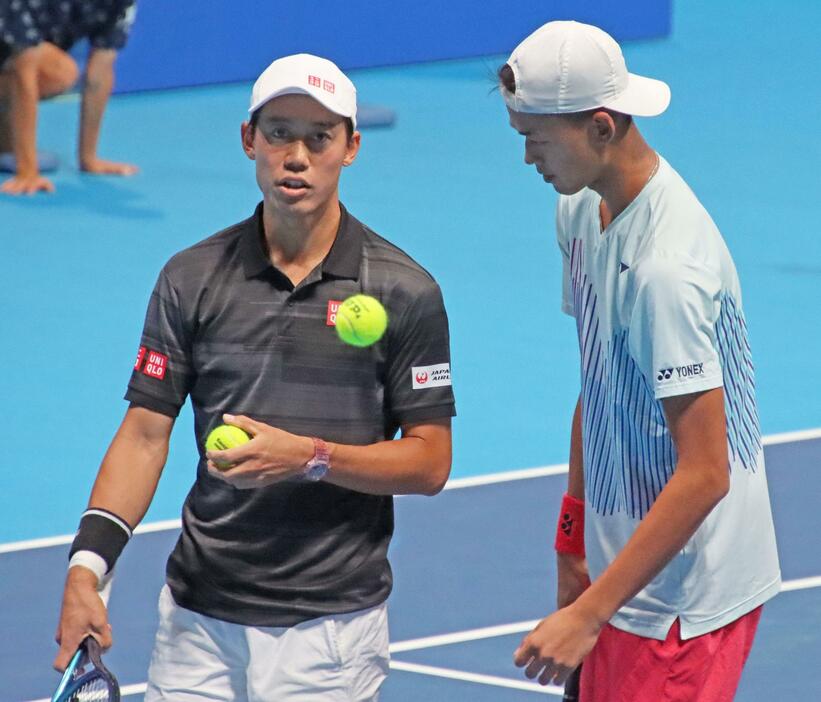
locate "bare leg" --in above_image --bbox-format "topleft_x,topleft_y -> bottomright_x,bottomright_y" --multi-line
0,71 -> 11,152
36,42 -> 79,98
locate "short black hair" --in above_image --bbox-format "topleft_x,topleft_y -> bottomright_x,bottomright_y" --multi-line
249,110 -> 355,141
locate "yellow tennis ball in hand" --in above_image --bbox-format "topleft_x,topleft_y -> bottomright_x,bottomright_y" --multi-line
205,424 -> 250,469
336,294 -> 388,347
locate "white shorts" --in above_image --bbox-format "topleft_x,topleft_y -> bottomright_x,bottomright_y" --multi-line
144,585 -> 390,702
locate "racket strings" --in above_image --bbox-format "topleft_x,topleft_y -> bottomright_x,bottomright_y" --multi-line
69,676 -> 112,702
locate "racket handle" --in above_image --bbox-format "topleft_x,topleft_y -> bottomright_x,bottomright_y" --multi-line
562,664 -> 582,701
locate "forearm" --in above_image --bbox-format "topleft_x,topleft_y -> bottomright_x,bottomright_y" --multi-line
78,50 -> 115,166
9,53 -> 40,176
325,426 -> 451,496
567,394 -> 584,499
573,458 -> 728,624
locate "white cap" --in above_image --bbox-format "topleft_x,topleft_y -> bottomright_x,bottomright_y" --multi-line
503,21 -> 670,117
249,53 -> 358,129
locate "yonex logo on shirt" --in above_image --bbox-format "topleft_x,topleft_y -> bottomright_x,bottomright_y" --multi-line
657,363 -> 705,382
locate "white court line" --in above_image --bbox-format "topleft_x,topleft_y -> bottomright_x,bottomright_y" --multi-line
24,575 -> 821,702
388,660 -> 563,696
388,573 -> 821,654
780,575 -> 821,592
3,424 -> 820,555
761,427 -> 821,445
445,463 -> 569,490
390,619 -> 540,653
0,519 -> 183,554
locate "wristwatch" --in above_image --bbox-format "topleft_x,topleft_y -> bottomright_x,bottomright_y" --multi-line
303,437 -> 330,481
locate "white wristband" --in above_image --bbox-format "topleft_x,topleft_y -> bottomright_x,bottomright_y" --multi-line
68,550 -> 108,584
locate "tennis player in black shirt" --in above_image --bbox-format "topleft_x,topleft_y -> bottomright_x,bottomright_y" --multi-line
54,53 -> 456,701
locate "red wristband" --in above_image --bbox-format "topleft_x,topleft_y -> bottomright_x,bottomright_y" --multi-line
554,493 -> 585,556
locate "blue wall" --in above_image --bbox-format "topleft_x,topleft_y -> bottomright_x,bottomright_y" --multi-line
112,0 -> 671,93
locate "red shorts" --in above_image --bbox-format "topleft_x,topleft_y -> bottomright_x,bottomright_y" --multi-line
580,606 -> 762,702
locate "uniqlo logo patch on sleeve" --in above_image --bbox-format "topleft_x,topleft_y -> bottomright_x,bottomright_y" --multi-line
412,363 -> 451,389
134,346 -> 147,371
142,350 -> 168,380
327,300 -> 342,326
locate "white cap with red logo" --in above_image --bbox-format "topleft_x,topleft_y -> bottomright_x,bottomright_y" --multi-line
503,21 -> 670,117
249,53 -> 358,129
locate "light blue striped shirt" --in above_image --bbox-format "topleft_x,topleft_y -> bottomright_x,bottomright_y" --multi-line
557,156 -> 780,639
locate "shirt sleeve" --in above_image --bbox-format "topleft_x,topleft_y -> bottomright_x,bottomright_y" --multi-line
88,1 -> 136,50
557,199 -> 575,317
384,282 -> 456,427
628,252 -> 724,399
124,266 -> 195,417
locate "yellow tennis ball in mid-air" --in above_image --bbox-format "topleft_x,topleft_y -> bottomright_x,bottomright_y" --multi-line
335,294 -> 388,347
204,424 -> 251,469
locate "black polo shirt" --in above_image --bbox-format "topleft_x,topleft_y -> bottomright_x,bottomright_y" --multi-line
125,203 -> 456,626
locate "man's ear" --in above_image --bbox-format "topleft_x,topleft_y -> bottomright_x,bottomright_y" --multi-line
241,121 -> 256,160
589,110 -> 617,146
342,131 -> 362,167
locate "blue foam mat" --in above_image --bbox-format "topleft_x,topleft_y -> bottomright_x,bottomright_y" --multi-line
358,104 -> 396,128
0,150 -> 60,173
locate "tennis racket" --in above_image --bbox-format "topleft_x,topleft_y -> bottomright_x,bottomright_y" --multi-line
51,636 -> 120,702
562,664 -> 582,702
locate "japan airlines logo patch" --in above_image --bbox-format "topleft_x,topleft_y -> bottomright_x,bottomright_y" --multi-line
134,347 -> 168,380
412,363 -> 451,390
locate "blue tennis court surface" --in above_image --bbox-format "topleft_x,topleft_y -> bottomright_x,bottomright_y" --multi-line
2,0 -> 820,698
2,436 -> 821,700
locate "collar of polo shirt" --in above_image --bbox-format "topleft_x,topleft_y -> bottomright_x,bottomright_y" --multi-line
239,202 -> 363,282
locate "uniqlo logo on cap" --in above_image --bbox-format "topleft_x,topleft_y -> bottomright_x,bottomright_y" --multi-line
134,346 -> 147,371
142,350 -> 168,380
323,80 -> 335,93
326,300 -> 342,326
308,75 -> 321,87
